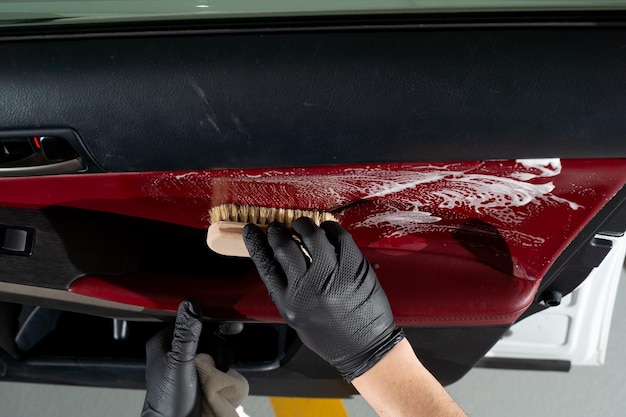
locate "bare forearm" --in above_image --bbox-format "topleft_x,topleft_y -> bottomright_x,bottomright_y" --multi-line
352,338 -> 467,417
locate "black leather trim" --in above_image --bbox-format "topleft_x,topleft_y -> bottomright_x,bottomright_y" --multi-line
1,24 -> 626,171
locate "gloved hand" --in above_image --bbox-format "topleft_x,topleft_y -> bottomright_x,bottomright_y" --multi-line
142,299 -> 203,417
243,218 -> 404,381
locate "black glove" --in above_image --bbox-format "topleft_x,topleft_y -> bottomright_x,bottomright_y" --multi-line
243,218 -> 404,381
142,300 -> 203,417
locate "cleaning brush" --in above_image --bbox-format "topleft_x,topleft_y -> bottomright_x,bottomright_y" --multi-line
206,204 -> 338,257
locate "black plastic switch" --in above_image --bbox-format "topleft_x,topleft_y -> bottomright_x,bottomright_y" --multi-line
0,226 -> 35,256
4,228 -> 27,252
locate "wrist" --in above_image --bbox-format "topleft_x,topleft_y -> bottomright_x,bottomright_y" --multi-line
339,328 -> 405,382
352,338 -> 468,417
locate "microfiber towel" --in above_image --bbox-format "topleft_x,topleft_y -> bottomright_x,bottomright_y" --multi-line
195,353 -> 250,417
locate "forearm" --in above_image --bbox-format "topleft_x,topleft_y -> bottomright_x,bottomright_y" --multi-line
352,338 -> 467,417
243,220 -> 466,415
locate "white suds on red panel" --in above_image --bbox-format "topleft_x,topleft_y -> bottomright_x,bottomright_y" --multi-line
145,159 -> 581,247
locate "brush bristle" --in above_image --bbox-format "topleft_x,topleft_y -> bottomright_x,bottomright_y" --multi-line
210,204 -> 337,228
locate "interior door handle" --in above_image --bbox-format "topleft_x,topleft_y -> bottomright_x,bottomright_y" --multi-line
0,136 -> 85,177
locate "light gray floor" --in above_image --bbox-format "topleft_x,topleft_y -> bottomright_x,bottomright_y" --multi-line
1,267 -> 624,417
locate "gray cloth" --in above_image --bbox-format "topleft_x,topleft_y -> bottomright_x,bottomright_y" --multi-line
195,353 -> 249,417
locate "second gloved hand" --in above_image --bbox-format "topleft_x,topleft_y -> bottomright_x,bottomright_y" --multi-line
243,218 -> 404,381
142,299 -> 203,417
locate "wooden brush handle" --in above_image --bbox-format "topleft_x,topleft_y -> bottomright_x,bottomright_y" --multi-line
206,221 -> 268,257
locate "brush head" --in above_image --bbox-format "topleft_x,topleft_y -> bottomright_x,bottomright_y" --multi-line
209,204 -> 337,228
